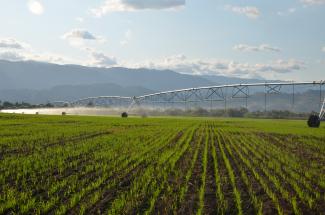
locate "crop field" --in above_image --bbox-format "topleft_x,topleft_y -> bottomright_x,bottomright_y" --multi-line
0,113 -> 324,214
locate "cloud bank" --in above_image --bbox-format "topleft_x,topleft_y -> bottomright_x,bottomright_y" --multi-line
0,37 -> 77,64
62,29 -> 98,40
92,0 -> 185,16
0,37 -> 305,80
62,29 -> 105,47
226,5 -> 260,19
277,8 -> 296,16
129,55 -> 304,79
0,38 -> 29,50
234,44 -> 281,53
85,48 -> 118,67
301,0 -> 325,5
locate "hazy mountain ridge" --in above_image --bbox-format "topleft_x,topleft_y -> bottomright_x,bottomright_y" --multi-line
0,60 -> 215,91
0,83 -> 154,104
0,60 -> 270,103
202,75 -> 266,85
0,60 -> 266,89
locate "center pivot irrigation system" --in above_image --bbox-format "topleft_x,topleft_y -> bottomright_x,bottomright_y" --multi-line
53,81 -> 325,127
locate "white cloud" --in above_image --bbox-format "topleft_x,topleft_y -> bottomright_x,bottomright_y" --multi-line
0,38 -> 78,64
0,49 -> 76,65
91,0 -> 185,17
277,8 -> 296,16
85,48 -> 117,67
254,59 -> 304,74
234,44 -> 281,52
301,0 -> 325,5
127,55 -> 304,79
225,5 -> 260,19
0,38 -> 29,61
63,29 -> 97,40
0,49 -> 302,78
0,38 -> 30,50
28,0 -> 44,15
62,29 -> 105,46
322,46 -> 325,52
0,51 -> 25,61
120,29 -> 133,46
0,37 -> 305,79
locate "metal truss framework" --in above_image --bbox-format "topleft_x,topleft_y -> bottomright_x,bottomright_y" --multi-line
54,81 -> 325,114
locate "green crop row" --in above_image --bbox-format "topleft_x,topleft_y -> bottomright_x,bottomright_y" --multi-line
0,113 -> 324,214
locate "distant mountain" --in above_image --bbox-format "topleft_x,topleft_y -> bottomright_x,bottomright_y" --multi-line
0,83 -> 154,104
0,60 -> 273,103
0,60 -> 215,91
202,75 -> 265,85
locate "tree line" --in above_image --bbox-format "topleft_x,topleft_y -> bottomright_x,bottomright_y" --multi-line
0,101 -> 53,110
143,107 -> 312,119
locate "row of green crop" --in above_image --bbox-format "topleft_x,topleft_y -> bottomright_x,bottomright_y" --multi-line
210,125 -> 225,214
217,130 -> 264,215
73,126 -> 190,215
107,124 -> 199,214
221,129 -> 323,214
195,122 -> 324,215
144,126 -> 204,214
0,124 -> 161,187
196,124 -> 209,215
0,127 -> 161,213
244,133 -> 322,206
246,132 -> 324,196
216,129 -> 243,215
264,134 -> 325,187
55,126 -> 186,215
0,117 -> 196,214
217,129 -> 284,214
1,114 -> 324,214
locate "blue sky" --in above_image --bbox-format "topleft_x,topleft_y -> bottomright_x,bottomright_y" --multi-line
0,0 -> 325,81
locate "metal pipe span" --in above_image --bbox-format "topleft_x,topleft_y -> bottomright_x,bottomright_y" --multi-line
57,80 -> 324,105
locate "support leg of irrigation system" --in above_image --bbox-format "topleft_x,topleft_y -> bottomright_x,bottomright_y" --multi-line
264,91 -> 267,113
292,83 -> 295,109
320,84 -> 323,110
245,96 -> 248,109
224,97 -> 227,113
224,88 -> 227,114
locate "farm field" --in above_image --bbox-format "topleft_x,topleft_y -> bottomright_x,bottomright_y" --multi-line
0,113 -> 324,214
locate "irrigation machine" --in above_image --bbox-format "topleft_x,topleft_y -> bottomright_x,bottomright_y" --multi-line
52,81 -> 325,126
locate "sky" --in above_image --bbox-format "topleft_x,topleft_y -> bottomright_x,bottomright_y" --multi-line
0,0 -> 325,81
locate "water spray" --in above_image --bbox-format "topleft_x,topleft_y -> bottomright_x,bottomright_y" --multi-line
121,96 -> 138,118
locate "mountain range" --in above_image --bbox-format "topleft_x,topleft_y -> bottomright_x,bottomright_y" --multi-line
0,60 -> 265,103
